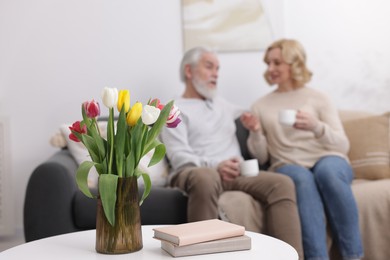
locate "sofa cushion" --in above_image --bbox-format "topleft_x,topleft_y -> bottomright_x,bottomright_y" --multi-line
351,179 -> 390,260
218,191 -> 264,233
342,112 -> 390,180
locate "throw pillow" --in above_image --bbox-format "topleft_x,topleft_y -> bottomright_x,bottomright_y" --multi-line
58,123 -> 169,187
342,112 -> 390,180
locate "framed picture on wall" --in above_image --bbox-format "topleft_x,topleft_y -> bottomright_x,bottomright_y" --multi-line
181,0 -> 274,52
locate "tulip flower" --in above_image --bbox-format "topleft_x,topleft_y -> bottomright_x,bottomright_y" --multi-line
101,87 -> 118,109
69,121 -> 87,142
71,86 -> 182,227
150,98 -> 164,110
83,99 -> 100,118
142,105 -> 161,125
127,102 -> 143,126
117,90 -> 130,113
166,105 -> 181,128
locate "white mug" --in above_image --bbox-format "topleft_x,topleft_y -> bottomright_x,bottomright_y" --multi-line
240,159 -> 259,177
279,109 -> 297,126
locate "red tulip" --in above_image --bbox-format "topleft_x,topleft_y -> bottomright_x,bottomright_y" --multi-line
69,121 -> 87,142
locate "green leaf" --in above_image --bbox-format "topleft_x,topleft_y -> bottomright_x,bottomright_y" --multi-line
89,120 -> 106,162
115,108 -> 127,177
139,172 -> 151,206
76,161 -> 97,198
106,108 -> 115,175
131,119 -> 144,165
81,134 -> 100,162
140,123 -> 149,155
148,143 -> 166,167
142,138 -> 158,157
99,174 -> 119,226
146,101 -> 173,145
94,162 -> 105,175
125,151 -> 135,177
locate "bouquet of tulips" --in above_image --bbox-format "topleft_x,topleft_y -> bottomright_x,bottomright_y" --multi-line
69,87 -> 180,225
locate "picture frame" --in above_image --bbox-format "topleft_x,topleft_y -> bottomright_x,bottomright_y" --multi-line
181,0 -> 274,52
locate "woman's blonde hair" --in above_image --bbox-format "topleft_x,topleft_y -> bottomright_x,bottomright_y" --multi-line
263,39 -> 313,87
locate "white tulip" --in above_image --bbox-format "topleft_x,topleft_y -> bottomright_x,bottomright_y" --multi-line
141,105 -> 161,125
101,87 -> 118,108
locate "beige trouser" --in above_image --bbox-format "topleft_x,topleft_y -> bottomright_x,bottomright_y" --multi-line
171,166 -> 304,259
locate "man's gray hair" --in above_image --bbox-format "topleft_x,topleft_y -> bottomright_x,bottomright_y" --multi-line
179,46 -> 214,83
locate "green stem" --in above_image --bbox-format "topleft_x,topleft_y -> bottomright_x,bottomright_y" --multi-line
108,108 -> 115,175
94,118 -> 101,138
140,124 -> 148,159
93,118 -> 103,162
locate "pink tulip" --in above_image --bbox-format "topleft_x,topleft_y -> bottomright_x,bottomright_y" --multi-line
166,105 -> 181,128
150,98 -> 165,110
83,99 -> 100,118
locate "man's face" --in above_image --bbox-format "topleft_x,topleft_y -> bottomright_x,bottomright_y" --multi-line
192,52 -> 219,99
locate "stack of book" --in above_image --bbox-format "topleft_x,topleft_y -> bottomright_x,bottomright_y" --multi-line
153,219 -> 251,257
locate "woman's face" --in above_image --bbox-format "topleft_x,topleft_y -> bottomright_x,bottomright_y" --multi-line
265,47 -> 292,87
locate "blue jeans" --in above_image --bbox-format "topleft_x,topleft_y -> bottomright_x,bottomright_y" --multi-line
276,156 -> 363,260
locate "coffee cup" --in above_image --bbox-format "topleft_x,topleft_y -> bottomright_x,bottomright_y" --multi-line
240,159 -> 259,177
279,109 -> 297,126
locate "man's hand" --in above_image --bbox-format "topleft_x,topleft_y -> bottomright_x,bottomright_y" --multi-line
217,157 -> 241,181
240,112 -> 261,132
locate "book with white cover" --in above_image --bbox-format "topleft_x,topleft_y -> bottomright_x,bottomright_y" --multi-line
161,235 -> 251,257
153,219 -> 245,246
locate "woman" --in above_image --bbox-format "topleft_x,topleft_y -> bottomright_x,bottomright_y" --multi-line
241,39 -> 363,260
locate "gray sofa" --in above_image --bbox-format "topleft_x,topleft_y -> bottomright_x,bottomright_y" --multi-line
218,111 -> 390,260
23,119 -> 253,243
23,148 -> 188,242
24,112 -> 390,260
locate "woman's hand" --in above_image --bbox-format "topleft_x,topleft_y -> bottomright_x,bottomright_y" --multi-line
294,110 -> 319,132
240,112 -> 261,132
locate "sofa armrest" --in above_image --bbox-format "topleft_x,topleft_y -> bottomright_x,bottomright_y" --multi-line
235,118 -> 251,160
139,186 -> 187,225
24,149 -> 80,242
235,118 -> 270,170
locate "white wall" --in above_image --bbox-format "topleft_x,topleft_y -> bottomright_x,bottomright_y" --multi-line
284,0 -> 390,113
0,0 -> 389,236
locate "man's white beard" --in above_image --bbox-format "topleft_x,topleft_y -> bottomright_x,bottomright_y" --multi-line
192,77 -> 217,100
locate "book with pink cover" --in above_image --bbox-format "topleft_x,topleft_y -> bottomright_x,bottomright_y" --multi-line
153,219 -> 245,246
161,235 -> 251,257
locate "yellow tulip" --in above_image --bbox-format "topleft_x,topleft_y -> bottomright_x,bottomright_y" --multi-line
127,102 -> 143,126
117,90 -> 130,113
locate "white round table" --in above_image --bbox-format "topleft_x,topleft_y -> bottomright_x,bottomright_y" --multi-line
0,225 -> 298,259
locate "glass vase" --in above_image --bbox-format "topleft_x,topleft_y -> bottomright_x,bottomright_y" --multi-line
95,176 -> 143,254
